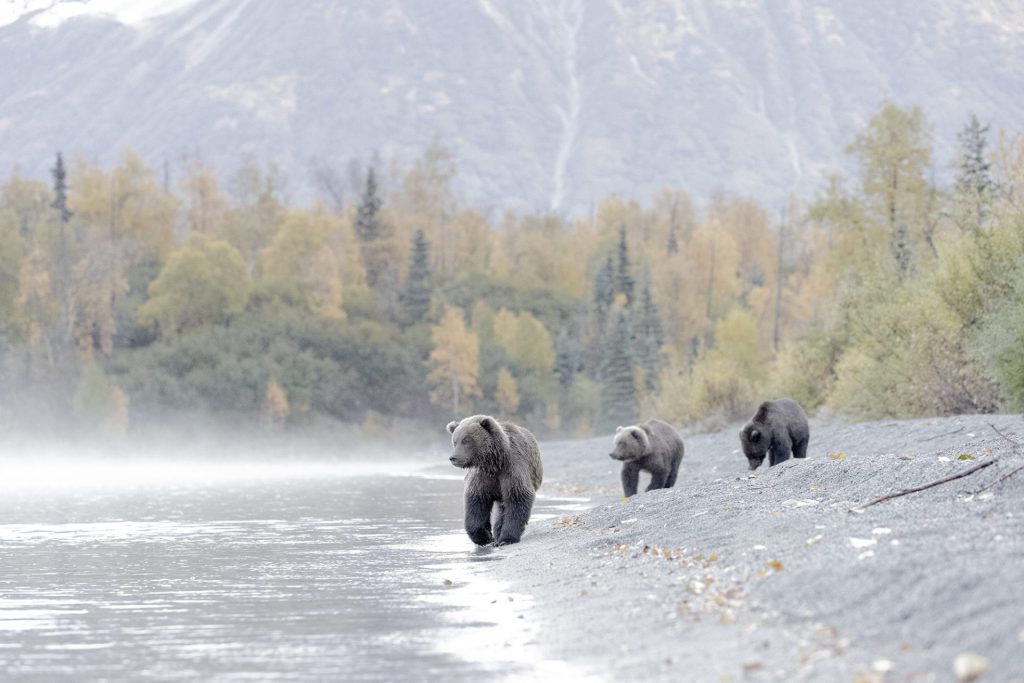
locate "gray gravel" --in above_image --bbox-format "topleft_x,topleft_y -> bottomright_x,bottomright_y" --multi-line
494,414 -> 1024,682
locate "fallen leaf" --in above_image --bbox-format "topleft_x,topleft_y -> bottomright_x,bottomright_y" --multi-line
767,560 -> 784,571
953,652 -> 990,682
828,452 -> 847,460
805,534 -> 823,547
958,454 -> 976,461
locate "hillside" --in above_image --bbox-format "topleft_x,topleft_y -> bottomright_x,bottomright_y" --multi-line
1,0 -> 1022,214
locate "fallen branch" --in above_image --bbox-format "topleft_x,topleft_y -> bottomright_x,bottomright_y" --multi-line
971,423 -> 1024,494
921,426 -> 964,442
857,459 -> 996,510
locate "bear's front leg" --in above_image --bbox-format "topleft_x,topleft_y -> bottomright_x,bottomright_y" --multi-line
464,494 -> 494,546
645,463 -> 668,491
621,462 -> 640,497
494,490 -> 535,546
769,436 -> 793,466
492,502 -> 505,542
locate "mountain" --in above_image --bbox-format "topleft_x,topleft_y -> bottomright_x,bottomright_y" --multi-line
1,0 -> 1022,215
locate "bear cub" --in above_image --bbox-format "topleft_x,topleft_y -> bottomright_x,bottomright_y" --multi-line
739,398 -> 810,470
609,419 -> 685,497
446,415 -> 543,547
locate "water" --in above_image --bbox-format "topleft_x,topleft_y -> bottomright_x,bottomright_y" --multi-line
0,459 -> 591,681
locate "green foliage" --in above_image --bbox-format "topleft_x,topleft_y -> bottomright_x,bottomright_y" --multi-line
138,235 -> 249,338
597,309 -> 637,432
73,361 -> 128,437
402,229 -> 433,325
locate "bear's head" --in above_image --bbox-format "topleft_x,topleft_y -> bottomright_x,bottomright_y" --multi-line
446,415 -> 511,471
739,423 -> 767,470
609,425 -> 650,461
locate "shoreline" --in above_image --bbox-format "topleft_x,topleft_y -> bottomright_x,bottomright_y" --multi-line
489,414 -> 1024,682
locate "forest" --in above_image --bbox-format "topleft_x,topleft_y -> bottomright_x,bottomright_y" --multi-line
0,100 -> 1022,441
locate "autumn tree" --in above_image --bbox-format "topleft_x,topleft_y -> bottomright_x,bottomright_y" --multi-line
495,367 -> 520,416
138,235 -> 249,337
426,306 -> 481,414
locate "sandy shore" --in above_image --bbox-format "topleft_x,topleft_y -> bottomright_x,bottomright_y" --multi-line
493,414 -> 1024,682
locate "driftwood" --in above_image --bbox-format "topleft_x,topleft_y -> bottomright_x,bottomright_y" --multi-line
858,459 -> 996,509
972,423 -> 1024,494
859,422 -> 1022,508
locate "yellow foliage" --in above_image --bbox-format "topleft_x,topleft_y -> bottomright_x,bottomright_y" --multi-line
427,307 -> 481,413
262,377 -> 290,428
495,367 -> 520,415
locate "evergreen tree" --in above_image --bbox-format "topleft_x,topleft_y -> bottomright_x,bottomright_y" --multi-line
592,255 -> 615,327
402,229 -> 432,325
955,114 -> 994,233
355,168 -> 382,242
637,277 -> 665,390
51,152 -> 72,223
597,309 -> 637,432
615,225 -> 635,305
554,326 -> 581,390
667,224 -> 679,255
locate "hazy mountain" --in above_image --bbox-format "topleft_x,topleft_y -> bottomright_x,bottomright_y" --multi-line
1,0 -> 1021,215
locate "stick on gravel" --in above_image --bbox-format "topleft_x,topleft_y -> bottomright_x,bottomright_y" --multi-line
857,459 -> 996,510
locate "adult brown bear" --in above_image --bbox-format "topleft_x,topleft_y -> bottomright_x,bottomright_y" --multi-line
446,415 -> 543,546
739,398 -> 810,470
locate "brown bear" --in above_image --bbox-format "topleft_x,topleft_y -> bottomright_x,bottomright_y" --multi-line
739,398 -> 810,470
446,415 -> 543,547
609,419 -> 685,497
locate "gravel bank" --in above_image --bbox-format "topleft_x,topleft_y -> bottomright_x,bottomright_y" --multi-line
496,414 -> 1024,682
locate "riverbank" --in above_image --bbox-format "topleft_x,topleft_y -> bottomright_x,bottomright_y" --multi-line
496,414 -> 1024,682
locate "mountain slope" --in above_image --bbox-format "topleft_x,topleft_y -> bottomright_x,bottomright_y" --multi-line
1,0 -> 1022,214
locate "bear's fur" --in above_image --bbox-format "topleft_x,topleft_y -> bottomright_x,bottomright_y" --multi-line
739,398 -> 810,470
446,415 -> 543,547
609,419 -> 685,497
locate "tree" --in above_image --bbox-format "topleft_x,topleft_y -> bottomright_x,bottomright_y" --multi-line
592,255 -> 615,330
262,377 -> 290,428
846,100 -> 932,272
597,309 -> 637,432
426,307 -> 481,414
615,225 -> 635,305
355,167 -> 383,242
402,229 -> 432,325
256,209 -> 346,320
554,326 -> 581,390
138,235 -> 249,337
495,367 -> 520,415
954,114 -> 994,233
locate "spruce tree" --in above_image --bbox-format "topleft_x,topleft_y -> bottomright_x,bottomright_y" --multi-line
597,309 -> 637,432
593,256 -> 615,328
355,168 -> 382,242
615,225 -> 635,305
554,326 -> 580,390
51,152 -> 72,223
667,224 -> 679,255
402,229 -> 432,325
955,114 -> 994,233
637,277 -> 665,390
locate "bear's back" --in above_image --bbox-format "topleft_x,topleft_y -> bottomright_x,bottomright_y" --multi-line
502,421 -> 543,490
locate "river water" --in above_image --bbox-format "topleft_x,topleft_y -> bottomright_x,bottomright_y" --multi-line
0,459 -> 590,681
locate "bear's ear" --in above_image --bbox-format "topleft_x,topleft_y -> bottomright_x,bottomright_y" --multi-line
615,425 -> 624,433
749,428 -> 761,442
479,416 -> 499,434
446,421 -> 459,434
754,403 -> 770,423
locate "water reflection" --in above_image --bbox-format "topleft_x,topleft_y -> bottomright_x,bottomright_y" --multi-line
0,460 -> 592,681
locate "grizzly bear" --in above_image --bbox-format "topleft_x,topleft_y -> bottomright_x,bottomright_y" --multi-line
739,398 -> 810,470
609,419 -> 685,497
446,415 -> 543,547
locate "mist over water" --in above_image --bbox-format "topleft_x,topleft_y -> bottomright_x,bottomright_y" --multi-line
0,455 -> 589,681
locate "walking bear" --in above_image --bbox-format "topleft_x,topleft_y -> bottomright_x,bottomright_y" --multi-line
446,415 -> 543,547
609,419 -> 685,497
739,398 -> 810,470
